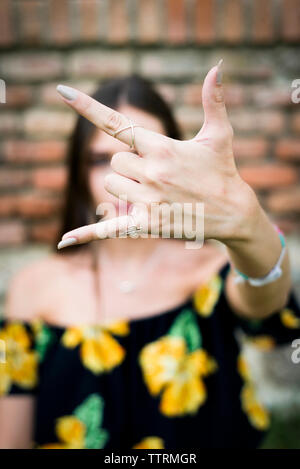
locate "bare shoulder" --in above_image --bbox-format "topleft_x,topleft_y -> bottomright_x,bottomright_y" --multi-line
4,251 -> 83,322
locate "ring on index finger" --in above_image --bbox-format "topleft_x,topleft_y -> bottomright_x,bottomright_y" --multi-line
113,119 -> 143,150
125,213 -> 142,238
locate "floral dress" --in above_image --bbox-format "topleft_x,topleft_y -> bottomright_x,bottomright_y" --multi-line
1,262 -> 300,449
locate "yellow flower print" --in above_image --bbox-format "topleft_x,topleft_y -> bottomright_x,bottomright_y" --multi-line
61,321 -> 129,374
248,336 -> 275,351
241,384 -> 270,431
139,335 -> 217,417
280,308 -> 300,329
237,354 -> 251,381
56,416 -> 86,448
40,394 -> 109,449
41,416 -> 86,449
133,437 -> 164,449
193,274 -> 222,317
0,322 -> 38,396
237,353 -> 270,431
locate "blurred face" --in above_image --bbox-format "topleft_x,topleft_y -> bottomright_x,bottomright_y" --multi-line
87,104 -> 166,214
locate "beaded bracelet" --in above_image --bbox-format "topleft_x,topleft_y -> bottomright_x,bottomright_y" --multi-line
233,224 -> 286,287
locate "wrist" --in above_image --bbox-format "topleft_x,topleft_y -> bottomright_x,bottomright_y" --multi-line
223,187 -> 284,278
221,177 -> 262,247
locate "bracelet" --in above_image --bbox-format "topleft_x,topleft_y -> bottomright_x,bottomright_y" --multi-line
233,224 -> 286,287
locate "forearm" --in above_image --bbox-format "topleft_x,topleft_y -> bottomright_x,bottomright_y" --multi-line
0,397 -> 35,449
223,187 -> 292,319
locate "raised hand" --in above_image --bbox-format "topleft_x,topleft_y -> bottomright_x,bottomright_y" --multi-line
56,61 -> 255,249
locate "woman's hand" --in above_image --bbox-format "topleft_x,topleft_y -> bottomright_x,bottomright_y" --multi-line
56,61 -> 257,248
56,62 -> 293,320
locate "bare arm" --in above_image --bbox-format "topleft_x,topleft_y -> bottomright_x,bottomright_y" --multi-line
0,262 -> 43,449
0,396 -> 35,449
224,187 -> 292,319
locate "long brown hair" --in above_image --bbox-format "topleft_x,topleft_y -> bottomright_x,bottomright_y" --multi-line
55,74 -> 182,254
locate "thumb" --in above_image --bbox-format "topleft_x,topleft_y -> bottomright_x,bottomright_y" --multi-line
198,59 -> 230,132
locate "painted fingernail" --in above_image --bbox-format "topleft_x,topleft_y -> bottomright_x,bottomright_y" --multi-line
56,84 -> 78,101
57,237 -> 78,250
216,59 -> 223,85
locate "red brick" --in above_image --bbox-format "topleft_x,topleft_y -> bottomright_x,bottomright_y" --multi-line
275,139 -> 300,161
108,0 -> 129,44
48,0 -> 72,45
175,106 -> 204,134
233,138 -> 269,160
155,84 -> 178,104
239,164 -> 298,189
272,218 -> 299,235
166,0 -> 186,44
221,0 -> 243,43
138,0 -> 160,43
224,85 -> 245,107
281,0 -> 300,42
181,84 -> 203,106
0,53 -> 63,81
32,167 -> 67,192
182,83 -> 245,107
266,187 -> 300,213
229,111 -> 285,135
5,85 -> 33,108
252,0 -> 274,43
17,193 -> 63,218
139,51 -> 203,79
195,0 -> 215,43
228,63 -> 273,81
39,81 -> 97,106
30,219 -> 60,244
291,113 -> 300,134
3,140 -> 67,163
0,195 -> 18,216
0,169 -> 30,189
0,0 -> 14,46
250,85 -> 292,108
69,50 -> 132,78
0,221 -> 26,245
77,0 -> 101,42
258,112 -> 285,135
17,0 -> 43,45
24,110 -> 75,137
0,113 -> 21,133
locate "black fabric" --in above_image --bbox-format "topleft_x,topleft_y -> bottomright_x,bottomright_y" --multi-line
1,261 -> 300,449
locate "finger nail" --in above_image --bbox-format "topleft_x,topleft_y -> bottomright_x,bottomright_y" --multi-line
216,59 -> 223,85
56,84 -> 78,101
57,237 -> 78,250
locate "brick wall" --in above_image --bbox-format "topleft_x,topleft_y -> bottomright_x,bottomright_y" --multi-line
0,0 -> 300,248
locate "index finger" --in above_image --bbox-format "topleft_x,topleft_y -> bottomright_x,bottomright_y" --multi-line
56,84 -> 156,155
57,215 -> 140,248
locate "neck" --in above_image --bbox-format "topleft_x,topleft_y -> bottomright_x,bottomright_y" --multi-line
98,236 -> 164,263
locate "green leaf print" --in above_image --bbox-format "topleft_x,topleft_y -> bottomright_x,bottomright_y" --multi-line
74,394 -> 109,449
35,324 -> 55,361
167,308 -> 202,352
85,428 -> 109,449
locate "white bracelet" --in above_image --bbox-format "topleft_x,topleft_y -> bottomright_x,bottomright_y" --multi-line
233,226 -> 286,287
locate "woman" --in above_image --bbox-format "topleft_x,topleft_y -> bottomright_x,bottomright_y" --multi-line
0,64 -> 299,449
